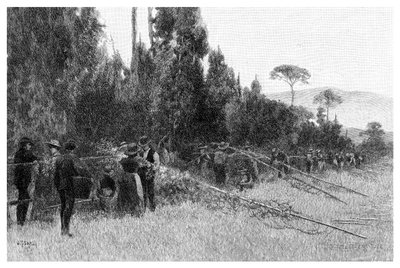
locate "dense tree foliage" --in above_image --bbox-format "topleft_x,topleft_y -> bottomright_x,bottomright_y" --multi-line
7,7 -> 104,153
151,7 -> 209,150
358,122 -> 389,158
10,7 -> 390,161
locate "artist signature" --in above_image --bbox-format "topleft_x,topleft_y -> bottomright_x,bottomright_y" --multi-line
16,240 -> 37,248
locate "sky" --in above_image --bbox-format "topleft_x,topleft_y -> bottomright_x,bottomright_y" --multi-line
96,7 -> 392,97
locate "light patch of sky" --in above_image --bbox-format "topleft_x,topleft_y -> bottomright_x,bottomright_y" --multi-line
96,7 -> 392,97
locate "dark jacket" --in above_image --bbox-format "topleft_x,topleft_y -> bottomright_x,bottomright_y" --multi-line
54,153 -> 78,191
70,153 -> 92,178
14,149 -> 38,190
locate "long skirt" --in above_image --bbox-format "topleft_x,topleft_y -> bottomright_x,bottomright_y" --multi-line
117,172 -> 144,215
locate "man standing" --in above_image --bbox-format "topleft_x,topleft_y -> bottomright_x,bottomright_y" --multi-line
305,149 -> 314,174
138,136 -> 160,212
197,145 -> 211,177
316,149 -> 326,172
270,148 -> 289,178
213,142 -> 229,185
243,143 -> 259,183
14,137 -> 38,226
46,139 -> 77,237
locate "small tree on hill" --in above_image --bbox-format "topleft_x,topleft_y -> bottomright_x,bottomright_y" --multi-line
313,88 -> 343,121
361,122 -> 385,140
269,64 -> 311,106
359,122 -> 387,158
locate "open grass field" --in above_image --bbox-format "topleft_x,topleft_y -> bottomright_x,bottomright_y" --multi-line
7,157 -> 392,261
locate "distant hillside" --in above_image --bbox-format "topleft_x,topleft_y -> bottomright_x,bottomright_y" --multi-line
266,87 -> 393,131
341,127 -> 393,145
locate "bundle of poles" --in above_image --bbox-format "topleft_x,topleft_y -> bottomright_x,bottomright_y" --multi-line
185,174 -> 367,239
228,147 -> 368,202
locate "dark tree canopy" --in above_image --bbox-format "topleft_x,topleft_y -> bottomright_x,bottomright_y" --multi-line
7,7 -> 104,152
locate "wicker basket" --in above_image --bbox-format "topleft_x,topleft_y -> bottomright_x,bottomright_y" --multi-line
98,184 -> 119,212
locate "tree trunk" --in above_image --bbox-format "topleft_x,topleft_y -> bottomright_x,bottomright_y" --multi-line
290,84 -> 294,106
130,7 -> 139,90
326,106 -> 329,121
147,7 -> 154,51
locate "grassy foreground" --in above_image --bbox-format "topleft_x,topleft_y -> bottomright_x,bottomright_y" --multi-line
7,158 -> 392,261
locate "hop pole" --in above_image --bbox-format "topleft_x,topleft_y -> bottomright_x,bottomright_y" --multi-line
245,149 -> 368,197
186,174 -> 367,239
229,147 -> 348,205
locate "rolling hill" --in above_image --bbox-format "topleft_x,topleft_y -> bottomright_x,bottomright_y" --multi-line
266,87 -> 393,132
341,127 -> 393,145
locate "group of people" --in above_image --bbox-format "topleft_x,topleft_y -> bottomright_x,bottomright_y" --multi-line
287,148 -> 365,174
12,135 -> 365,236
195,141 -> 259,189
13,138 -> 84,236
118,136 -> 160,214
194,143 -> 365,189
12,135 -> 160,238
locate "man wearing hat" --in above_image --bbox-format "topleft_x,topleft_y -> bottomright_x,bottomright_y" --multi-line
119,143 -> 144,215
197,145 -> 211,177
13,137 -> 39,226
49,139 -> 81,237
138,136 -> 160,212
213,142 -> 230,185
305,148 -> 314,174
243,142 -> 259,183
270,147 -> 289,178
45,139 -> 73,236
316,149 -> 326,172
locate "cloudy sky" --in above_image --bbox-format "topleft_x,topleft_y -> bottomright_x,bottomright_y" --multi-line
97,7 -> 392,97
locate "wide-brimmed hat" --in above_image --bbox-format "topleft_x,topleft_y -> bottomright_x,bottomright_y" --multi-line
45,139 -> 61,149
64,139 -> 76,151
218,142 -> 229,150
125,143 -> 141,156
19,137 -> 34,147
138,136 -> 151,147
